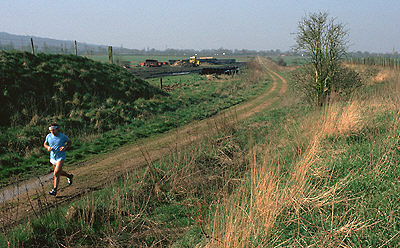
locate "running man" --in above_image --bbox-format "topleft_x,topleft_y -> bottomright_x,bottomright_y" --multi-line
43,123 -> 73,196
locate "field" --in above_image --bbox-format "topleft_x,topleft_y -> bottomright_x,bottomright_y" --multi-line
2,55 -> 400,247
89,54 -> 256,65
0,52 -> 268,187
89,54 -> 188,65
200,64 -> 400,247
268,55 -> 308,66
0,57 -> 286,245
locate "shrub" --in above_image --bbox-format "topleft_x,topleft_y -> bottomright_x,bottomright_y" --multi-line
276,58 -> 287,67
291,63 -> 362,104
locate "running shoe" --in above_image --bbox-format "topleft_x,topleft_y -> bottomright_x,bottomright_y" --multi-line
49,188 -> 57,196
67,174 -> 74,186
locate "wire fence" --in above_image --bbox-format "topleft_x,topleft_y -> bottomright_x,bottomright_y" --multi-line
347,56 -> 400,70
0,37 -> 120,56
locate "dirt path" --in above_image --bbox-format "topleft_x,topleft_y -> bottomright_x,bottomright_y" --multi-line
0,57 -> 288,230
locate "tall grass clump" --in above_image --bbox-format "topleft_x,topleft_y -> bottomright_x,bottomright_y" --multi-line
202,116 -> 327,247
202,66 -> 400,247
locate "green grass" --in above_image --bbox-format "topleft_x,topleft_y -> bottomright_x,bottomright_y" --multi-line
4,64 -> 399,246
0,68 -> 292,247
268,55 -> 308,66
199,69 -> 400,246
0,58 -> 269,186
0,51 -> 163,185
0,120 -> 248,246
269,109 -> 400,246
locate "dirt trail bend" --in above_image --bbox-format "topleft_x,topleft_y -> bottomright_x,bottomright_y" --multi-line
0,57 -> 288,229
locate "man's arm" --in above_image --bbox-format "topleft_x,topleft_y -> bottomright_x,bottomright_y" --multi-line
60,139 -> 72,152
43,141 -> 52,151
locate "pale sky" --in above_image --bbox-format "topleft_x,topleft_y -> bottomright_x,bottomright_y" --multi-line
1,0 -> 399,53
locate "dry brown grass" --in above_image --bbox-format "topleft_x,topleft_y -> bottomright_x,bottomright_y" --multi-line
198,66 -> 400,248
247,58 -> 271,84
201,67 -> 400,247
200,115 -> 318,247
201,89 -> 377,247
335,101 -> 363,137
321,99 -> 364,138
382,70 -> 400,110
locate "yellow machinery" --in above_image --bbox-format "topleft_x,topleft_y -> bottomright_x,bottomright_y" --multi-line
189,56 -> 200,66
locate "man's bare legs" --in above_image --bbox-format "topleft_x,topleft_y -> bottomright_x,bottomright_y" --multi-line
49,160 -> 73,195
53,160 -> 69,189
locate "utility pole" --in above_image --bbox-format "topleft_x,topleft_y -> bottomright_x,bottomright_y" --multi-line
30,38 -> 35,55
74,40 -> 78,56
108,46 -> 113,64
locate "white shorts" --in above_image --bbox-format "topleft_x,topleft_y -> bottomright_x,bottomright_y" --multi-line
50,158 -> 64,165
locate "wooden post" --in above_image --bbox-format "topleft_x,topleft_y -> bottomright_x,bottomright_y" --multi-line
160,77 -> 163,89
108,46 -> 113,64
30,38 -> 35,55
74,40 -> 78,56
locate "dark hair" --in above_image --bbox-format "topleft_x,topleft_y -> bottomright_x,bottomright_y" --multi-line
49,123 -> 59,128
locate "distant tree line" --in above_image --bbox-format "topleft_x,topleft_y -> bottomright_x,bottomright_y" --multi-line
0,33 -> 295,56
1,32 -> 398,58
0,39 -> 289,56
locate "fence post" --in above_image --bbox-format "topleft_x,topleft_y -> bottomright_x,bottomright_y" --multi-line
74,40 -> 78,56
30,38 -> 35,55
160,77 -> 163,89
108,46 -> 113,64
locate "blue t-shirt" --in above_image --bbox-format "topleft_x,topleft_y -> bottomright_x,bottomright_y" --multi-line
45,132 -> 70,161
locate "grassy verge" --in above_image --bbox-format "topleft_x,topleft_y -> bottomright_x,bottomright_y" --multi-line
0,61 -> 276,246
1,59 -> 269,186
4,64 -> 398,247
203,66 -> 400,247
0,64 -> 288,246
0,113 -> 249,247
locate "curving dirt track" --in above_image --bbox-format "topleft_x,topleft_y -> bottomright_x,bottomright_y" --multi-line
0,57 -> 288,230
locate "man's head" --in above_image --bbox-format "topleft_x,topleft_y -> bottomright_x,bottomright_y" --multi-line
49,123 -> 59,135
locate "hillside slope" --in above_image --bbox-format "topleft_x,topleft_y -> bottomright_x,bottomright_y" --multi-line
0,51 -> 165,183
0,51 -> 164,127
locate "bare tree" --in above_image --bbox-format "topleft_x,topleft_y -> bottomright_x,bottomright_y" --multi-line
295,12 -> 348,105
